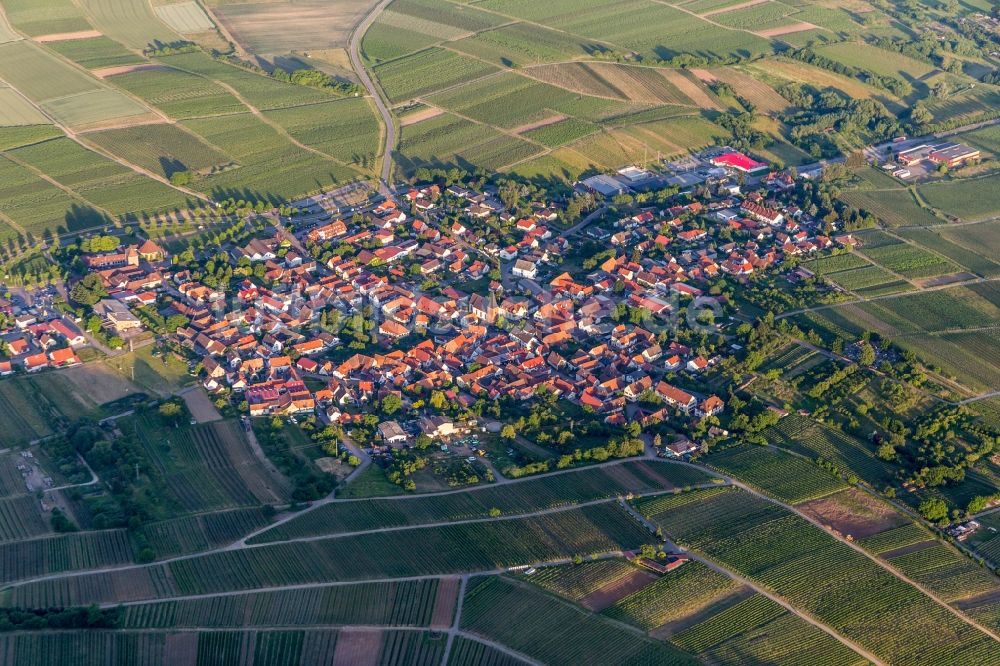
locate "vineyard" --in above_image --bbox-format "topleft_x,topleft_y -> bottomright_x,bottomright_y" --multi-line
122,579 -> 444,629
0,530 -> 133,583
763,415 -> 895,487
136,507 -> 274,558
706,445 -> 848,504
0,495 -> 50,542
167,504 -> 654,597
250,459 -> 712,543
522,559 -> 641,601
129,415 -> 289,514
601,561 -> 742,630
862,242 -> 959,280
884,542 -> 999,603
446,635 -> 530,666
635,487 -> 1000,665
461,576 -> 696,666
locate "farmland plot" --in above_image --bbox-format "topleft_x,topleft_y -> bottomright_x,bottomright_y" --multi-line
2,0 -> 91,37
373,48 -> 499,103
45,36 -> 145,70
0,155 -> 107,241
0,86 -> 52,125
707,445 -> 848,504
153,2 -> 214,34
447,636 -> 532,666
461,576 -> 696,666
156,51 -> 339,110
108,66 -> 246,119
136,506 -> 273,558
8,136 -> 191,217
129,415 -> 290,513
862,242 -> 960,279
602,561 -> 742,631
0,495 -> 50,542
919,174 -> 1000,222
636,486 -> 1000,665
250,459 -> 713,543
897,227 -> 1000,277
763,415 -> 895,487
84,123 -> 233,178
449,23 -> 598,67
122,579 -> 443,629
207,0 -> 377,54
76,0 -> 180,49
0,40 -> 152,128
0,505 -> 636,606
0,530 -> 133,583
263,98 -> 381,168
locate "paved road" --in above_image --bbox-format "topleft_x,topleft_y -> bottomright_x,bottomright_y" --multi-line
348,0 -> 396,196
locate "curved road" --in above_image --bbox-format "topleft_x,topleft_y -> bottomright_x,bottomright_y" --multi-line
348,0 -> 396,196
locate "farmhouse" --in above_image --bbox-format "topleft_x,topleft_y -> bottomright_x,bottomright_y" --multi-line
377,420 -> 408,446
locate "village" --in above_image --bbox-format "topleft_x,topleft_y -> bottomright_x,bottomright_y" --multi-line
0,143 -> 937,467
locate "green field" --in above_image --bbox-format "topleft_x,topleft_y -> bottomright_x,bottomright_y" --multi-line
76,0 -> 180,49
636,486 -> 1000,665
707,445 -> 848,504
763,415 -> 895,488
121,579 -> 446,628
2,503 -> 655,606
919,174 -> 1000,222
462,576 -> 696,666
250,460 -> 713,543
602,561 -> 741,630
374,48 -> 499,103
0,40 -> 150,128
2,0 -> 91,37
84,123 -> 233,178
124,414 -> 290,515
45,36 -> 145,70
262,98 -> 381,169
